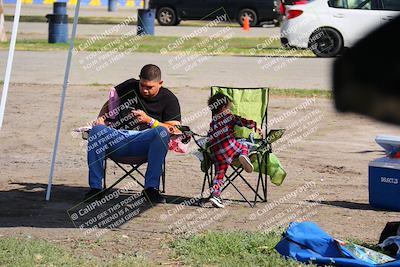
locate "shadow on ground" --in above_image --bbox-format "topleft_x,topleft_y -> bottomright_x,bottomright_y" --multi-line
0,182 -> 201,228
351,150 -> 385,154
309,200 -> 388,211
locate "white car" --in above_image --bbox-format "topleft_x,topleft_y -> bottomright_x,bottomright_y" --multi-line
280,0 -> 400,57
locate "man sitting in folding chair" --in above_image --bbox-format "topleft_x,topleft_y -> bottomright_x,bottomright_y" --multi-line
85,64 -> 181,204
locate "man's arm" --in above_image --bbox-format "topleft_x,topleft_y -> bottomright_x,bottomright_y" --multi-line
132,110 -> 182,134
160,120 -> 181,134
160,93 -> 181,133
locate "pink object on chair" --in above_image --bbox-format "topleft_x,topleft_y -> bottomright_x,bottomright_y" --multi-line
168,135 -> 189,154
108,87 -> 120,120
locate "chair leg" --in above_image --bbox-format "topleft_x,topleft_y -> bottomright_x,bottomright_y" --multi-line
231,166 -> 264,201
103,158 -> 107,189
264,174 -> 268,202
264,153 -> 269,202
255,171 -> 267,205
199,153 -> 269,207
260,174 -> 266,198
224,173 -> 254,207
195,160 -> 213,206
115,162 -> 145,189
222,165 -> 264,208
161,159 -> 166,193
219,166 -> 255,207
101,163 -> 140,194
220,167 -> 243,194
210,164 -> 213,185
201,173 -> 207,198
254,153 -> 265,205
254,172 -> 261,206
104,173 -> 129,193
207,165 -> 214,195
201,165 -> 213,199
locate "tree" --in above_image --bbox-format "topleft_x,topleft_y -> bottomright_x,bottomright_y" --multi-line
0,0 -> 7,42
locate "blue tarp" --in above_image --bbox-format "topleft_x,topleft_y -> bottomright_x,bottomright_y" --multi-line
275,221 -> 400,267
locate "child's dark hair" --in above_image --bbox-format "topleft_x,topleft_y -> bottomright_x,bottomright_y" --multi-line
208,93 -> 231,116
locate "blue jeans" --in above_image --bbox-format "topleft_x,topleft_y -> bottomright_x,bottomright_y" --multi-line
87,125 -> 170,190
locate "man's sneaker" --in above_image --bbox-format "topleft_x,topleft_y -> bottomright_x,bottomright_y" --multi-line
239,155 -> 254,173
210,196 -> 225,208
83,188 -> 104,201
142,188 -> 166,204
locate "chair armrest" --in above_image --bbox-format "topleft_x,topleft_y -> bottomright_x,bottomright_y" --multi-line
74,126 -> 92,140
266,129 -> 286,144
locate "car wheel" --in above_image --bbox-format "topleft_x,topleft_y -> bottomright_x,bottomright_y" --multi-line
157,7 -> 177,26
238,8 -> 258,27
308,28 -> 343,57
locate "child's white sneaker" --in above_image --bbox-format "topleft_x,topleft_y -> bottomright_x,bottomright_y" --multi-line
239,155 -> 254,173
210,196 -> 225,208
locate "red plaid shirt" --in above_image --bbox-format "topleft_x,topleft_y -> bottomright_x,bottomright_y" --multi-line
207,112 -> 256,165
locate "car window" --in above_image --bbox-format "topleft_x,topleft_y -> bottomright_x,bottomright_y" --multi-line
328,0 -> 376,9
381,0 -> 400,10
348,0 -> 372,9
329,0 -> 347,8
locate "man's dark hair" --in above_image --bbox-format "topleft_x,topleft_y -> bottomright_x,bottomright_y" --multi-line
208,93 -> 231,116
139,64 -> 161,81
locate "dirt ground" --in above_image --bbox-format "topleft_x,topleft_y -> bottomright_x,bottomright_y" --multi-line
1,83 -> 400,264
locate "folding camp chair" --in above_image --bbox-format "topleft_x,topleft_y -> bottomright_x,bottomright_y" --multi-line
103,156 -> 166,193
81,130 -> 166,193
179,86 -> 285,207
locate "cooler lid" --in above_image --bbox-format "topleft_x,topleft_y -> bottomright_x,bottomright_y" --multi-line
369,156 -> 400,169
375,135 -> 400,154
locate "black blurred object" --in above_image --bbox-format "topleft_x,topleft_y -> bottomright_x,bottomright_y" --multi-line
333,15 -> 400,125
181,133 -> 192,144
176,125 -> 191,133
379,222 -> 400,257
174,125 -> 192,144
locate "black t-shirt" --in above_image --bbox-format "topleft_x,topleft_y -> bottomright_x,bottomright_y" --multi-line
112,78 -> 181,130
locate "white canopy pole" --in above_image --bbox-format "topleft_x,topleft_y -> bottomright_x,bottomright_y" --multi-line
46,0 -> 81,201
0,0 -> 22,128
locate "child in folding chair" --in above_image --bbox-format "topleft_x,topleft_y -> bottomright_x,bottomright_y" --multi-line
207,93 -> 263,208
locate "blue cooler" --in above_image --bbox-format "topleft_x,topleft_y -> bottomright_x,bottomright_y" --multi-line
369,135 -> 400,211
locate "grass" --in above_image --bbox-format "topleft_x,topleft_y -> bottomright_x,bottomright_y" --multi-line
0,233 -> 382,266
0,237 -> 151,267
5,15 -> 137,25
199,87 -> 331,98
270,88 -> 331,98
5,15 -> 122,24
67,84 -> 330,98
4,15 -> 240,27
171,230 -> 318,267
89,82 -> 113,87
0,36 -> 314,57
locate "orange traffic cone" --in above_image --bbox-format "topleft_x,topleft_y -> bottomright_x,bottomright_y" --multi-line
243,16 -> 250,31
